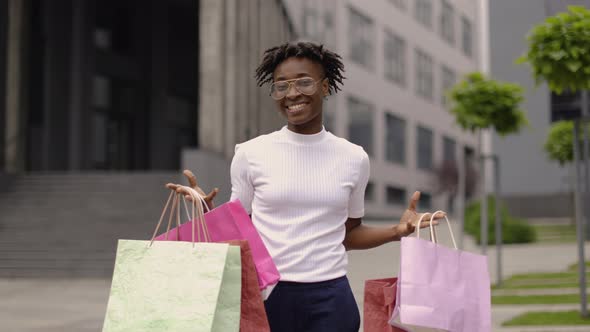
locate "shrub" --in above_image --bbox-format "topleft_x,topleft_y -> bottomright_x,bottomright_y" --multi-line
464,196 -> 536,244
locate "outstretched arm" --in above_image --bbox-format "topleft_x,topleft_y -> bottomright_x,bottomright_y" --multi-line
343,191 -> 445,251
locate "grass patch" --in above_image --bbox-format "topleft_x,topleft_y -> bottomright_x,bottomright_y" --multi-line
493,263 -> 590,291
503,310 -> 590,326
568,261 -> 590,272
492,282 -> 581,290
492,294 -> 581,305
534,224 -> 576,234
506,271 -> 588,281
533,224 -> 576,243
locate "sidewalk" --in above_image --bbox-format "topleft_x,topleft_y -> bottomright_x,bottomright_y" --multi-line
1,221 -> 589,331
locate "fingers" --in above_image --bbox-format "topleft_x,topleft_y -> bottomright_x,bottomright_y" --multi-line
205,188 -> 219,202
165,183 -> 179,190
408,191 -> 420,211
183,169 -> 198,189
431,211 -> 447,220
419,220 -> 439,229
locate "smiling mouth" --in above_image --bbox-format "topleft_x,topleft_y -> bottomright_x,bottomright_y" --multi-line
286,103 -> 308,114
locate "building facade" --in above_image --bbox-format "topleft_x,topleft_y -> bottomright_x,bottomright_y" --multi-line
283,0 -> 481,219
1,0 -> 484,220
0,0 -> 293,173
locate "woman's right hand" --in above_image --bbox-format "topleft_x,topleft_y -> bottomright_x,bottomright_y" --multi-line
165,170 -> 219,210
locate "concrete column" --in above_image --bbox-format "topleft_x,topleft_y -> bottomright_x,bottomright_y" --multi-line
235,0 -> 249,143
5,0 -> 29,173
0,0 -> 7,170
199,0 -> 225,153
223,0 -> 237,158
248,0 -> 260,138
42,0 -> 73,170
149,0 -> 170,169
68,0 -> 92,170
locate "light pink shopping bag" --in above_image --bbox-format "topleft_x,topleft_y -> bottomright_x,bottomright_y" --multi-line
389,211 -> 491,332
155,198 -> 280,290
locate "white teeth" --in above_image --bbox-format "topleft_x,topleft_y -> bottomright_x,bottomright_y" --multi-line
287,104 -> 306,111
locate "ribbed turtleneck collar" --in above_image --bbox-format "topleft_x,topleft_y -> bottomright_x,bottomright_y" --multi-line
280,125 -> 328,145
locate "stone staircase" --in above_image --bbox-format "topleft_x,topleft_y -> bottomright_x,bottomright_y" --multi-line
0,172 -> 183,277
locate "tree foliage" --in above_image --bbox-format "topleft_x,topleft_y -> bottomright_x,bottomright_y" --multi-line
544,120 -> 590,165
517,6 -> 590,94
448,72 -> 528,136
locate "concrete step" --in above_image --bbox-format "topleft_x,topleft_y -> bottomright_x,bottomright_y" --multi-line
0,172 -> 185,277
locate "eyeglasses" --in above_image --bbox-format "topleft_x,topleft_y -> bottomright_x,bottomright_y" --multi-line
269,77 -> 324,100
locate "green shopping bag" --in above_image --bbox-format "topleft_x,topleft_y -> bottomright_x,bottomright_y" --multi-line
102,191 -> 242,332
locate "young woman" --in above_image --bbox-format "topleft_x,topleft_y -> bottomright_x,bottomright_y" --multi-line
169,41 -> 442,332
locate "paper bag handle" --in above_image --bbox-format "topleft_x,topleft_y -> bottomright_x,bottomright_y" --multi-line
180,185 -> 211,243
149,190 -> 179,247
414,212 -> 431,240
429,210 -> 458,249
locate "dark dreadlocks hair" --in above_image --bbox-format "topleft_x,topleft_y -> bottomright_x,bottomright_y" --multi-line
255,41 -> 345,95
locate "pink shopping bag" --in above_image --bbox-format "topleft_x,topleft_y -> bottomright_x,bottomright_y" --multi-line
389,211 -> 491,332
155,198 -> 280,290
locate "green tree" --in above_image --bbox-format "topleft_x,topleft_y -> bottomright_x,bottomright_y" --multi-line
447,72 -> 528,246
518,5 -> 590,165
518,5 -> 590,317
545,120 -> 590,165
448,72 -> 528,135
517,5 -> 590,94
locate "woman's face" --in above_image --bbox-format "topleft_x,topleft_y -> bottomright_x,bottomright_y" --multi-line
272,57 -> 329,133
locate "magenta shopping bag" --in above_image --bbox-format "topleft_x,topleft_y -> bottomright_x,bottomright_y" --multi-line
389,211 -> 491,332
155,198 -> 280,290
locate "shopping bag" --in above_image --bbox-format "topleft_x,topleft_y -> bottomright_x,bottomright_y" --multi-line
363,277 -> 407,332
155,193 -> 279,290
389,211 -> 491,332
157,189 -> 269,331
226,240 -> 271,332
102,191 -> 241,332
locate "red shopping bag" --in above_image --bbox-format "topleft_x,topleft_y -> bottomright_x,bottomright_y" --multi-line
364,278 -> 407,332
226,240 -> 270,332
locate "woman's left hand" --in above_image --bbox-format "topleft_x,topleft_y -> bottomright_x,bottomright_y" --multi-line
394,191 -> 445,237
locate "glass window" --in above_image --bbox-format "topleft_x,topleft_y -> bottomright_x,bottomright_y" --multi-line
94,28 -> 112,50
349,7 -> 374,69
385,113 -> 406,165
324,110 -> 335,134
414,0 -> 432,28
440,0 -> 455,45
447,195 -> 455,214
386,186 -> 407,206
303,7 -> 320,41
92,75 -> 111,109
461,16 -> 473,57
417,125 -> 433,170
415,48 -> 434,101
441,65 -> 456,106
443,136 -> 456,162
419,192 -> 432,210
348,96 -> 374,156
384,29 -> 406,86
365,182 -> 375,202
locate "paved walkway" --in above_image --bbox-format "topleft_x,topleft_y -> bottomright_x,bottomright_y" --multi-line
1,221 -> 589,331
